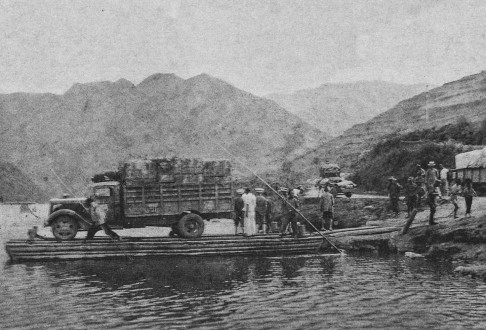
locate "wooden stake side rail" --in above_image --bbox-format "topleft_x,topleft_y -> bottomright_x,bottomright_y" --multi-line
5,227 -> 401,262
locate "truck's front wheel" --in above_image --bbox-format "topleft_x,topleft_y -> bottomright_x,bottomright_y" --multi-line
177,214 -> 205,238
51,215 -> 79,240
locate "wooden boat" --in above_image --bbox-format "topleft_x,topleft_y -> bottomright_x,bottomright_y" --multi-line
5,226 -> 401,262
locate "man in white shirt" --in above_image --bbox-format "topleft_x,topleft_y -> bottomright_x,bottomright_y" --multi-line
438,164 -> 449,197
242,188 -> 257,236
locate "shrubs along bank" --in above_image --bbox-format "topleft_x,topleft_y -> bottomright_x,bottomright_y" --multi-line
352,119 -> 486,192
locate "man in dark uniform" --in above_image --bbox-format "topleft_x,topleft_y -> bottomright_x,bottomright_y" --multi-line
233,189 -> 245,235
404,177 -> 419,218
255,188 -> 268,234
280,189 -> 300,237
428,189 -> 439,225
263,191 -> 273,233
415,164 -> 426,206
387,177 -> 402,216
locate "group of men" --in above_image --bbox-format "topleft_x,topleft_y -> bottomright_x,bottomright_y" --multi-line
234,184 -> 334,237
388,161 -> 451,225
233,187 -> 272,236
233,186 -> 309,237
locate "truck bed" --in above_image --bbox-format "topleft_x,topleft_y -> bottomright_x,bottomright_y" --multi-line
123,181 -> 233,217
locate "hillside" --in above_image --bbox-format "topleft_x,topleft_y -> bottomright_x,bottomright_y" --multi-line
294,71 -> 486,175
350,119 -> 486,191
0,73 -> 327,199
266,81 -> 430,136
0,161 -> 48,202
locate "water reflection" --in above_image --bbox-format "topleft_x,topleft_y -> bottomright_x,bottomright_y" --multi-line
2,253 -> 486,329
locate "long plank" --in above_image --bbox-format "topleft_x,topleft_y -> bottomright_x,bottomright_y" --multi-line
7,243 -> 324,261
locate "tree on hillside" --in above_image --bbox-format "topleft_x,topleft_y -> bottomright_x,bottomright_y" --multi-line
474,118 -> 486,145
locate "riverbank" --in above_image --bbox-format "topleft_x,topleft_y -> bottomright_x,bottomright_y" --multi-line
2,197 -> 486,276
365,196 -> 486,280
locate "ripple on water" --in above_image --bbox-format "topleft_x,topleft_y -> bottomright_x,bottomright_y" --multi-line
2,254 -> 486,329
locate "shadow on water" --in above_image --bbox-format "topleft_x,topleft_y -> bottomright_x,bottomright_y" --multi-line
40,257 -> 263,294
14,255 -> 331,298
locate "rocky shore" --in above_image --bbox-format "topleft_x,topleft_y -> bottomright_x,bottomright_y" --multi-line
308,196 -> 486,281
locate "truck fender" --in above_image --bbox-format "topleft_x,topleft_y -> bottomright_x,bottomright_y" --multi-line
46,209 -> 93,228
181,210 -> 208,221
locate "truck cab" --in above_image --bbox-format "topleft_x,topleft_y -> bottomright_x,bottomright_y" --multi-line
45,182 -> 121,241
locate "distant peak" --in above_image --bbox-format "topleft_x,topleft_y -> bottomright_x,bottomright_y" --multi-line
185,73 -> 230,87
138,73 -> 184,86
136,73 -> 185,97
115,78 -> 134,88
65,78 -> 134,95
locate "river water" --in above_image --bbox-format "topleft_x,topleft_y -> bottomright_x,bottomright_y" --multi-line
2,205 -> 486,329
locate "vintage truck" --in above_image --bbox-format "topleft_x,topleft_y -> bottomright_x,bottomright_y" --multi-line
45,158 -> 234,240
316,163 -> 356,197
451,147 -> 486,195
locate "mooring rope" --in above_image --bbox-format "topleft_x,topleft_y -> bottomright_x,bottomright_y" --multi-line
203,133 -> 345,254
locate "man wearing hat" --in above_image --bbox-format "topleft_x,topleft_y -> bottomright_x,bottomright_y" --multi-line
438,164 -> 449,197
242,188 -> 257,236
277,187 -> 289,233
425,161 -> 439,194
414,164 -> 426,206
387,177 -> 402,216
280,188 -> 300,237
425,161 -> 440,225
233,189 -> 245,235
292,185 -> 304,198
255,188 -> 268,234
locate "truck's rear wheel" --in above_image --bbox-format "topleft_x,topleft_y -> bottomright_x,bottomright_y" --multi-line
51,215 -> 79,240
177,214 -> 204,238
344,192 -> 352,198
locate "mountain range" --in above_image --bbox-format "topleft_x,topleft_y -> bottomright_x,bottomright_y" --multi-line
0,73 -> 326,199
293,70 -> 486,173
4,70 -> 486,201
266,81 -> 431,136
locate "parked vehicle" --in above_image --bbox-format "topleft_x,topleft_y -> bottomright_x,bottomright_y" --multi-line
317,163 -> 357,197
45,158 -> 234,240
319,176 -> 357,198
451,147 -> 486,195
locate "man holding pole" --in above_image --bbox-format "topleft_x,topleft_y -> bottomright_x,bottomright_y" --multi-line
233,189 -> 245,235
280,189 -> 300,237
255,188 -> 268,234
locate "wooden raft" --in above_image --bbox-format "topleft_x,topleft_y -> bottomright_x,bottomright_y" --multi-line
5,227 -> 401,262
5,234 -> 326,262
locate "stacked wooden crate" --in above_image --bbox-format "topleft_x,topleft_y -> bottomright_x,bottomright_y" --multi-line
155,158 -> 231,184
120,158 -> 233,216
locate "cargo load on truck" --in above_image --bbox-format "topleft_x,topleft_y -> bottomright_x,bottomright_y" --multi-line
452,147 -> 486,194
319,163 -> 341,178
455,147 -> 486,169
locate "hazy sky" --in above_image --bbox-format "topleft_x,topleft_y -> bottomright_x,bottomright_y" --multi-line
1,0 -> 486,95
